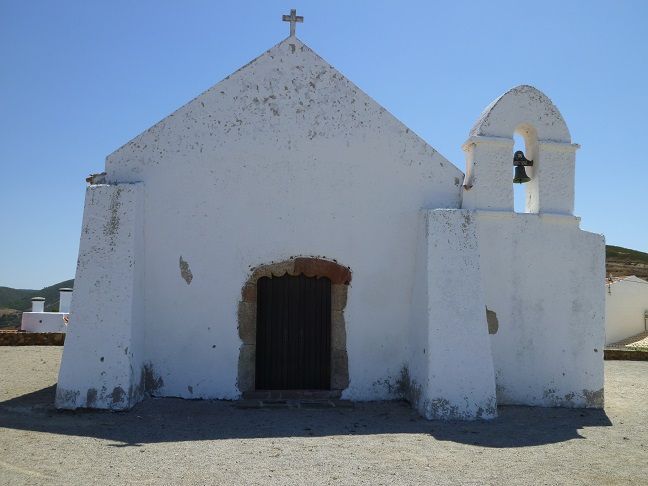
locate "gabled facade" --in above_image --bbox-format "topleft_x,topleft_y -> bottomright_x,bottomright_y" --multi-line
56,35 -> 604,419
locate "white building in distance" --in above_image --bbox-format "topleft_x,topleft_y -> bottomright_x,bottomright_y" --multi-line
56,15 -> 605,419
605,276 -> 648,345
21,288 -> 72,333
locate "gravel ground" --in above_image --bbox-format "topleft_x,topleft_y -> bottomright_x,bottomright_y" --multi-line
0,347 -> 647,485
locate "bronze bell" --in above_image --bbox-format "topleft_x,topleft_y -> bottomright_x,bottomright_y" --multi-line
513,150 -> 533,184
513,165 -> 531,184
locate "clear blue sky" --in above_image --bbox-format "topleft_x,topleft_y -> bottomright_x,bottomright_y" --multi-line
1,1 -> 647,289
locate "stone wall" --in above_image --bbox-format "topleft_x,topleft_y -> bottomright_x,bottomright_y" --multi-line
0,330 -> 65,346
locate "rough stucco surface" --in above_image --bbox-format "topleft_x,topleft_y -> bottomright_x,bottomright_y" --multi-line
470,85 -> 571,143
475,212 -> 605,408
461,138 -> 514,212
56,183 -> 145,410
416,209 -> 497,420
86,36 -> 462,404
605,276 -> 648,345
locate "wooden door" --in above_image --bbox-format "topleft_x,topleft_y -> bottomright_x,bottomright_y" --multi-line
255,274 -> 331,390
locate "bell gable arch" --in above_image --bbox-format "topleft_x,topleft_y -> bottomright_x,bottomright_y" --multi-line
462,85 -> 578,215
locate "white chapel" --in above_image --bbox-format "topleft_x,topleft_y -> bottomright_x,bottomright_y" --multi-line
56,12 -> 605,420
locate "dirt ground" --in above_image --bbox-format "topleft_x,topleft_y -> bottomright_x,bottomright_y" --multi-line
0,347 -> 647,485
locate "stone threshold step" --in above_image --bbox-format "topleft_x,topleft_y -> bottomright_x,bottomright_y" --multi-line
235,399 -> 354,409
243,390 -> 342,400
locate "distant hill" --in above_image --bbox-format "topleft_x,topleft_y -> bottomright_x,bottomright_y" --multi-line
606,245 -> 648,280
0,279 -> 74,311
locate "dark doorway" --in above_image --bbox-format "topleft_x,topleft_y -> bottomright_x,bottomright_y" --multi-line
255,274 -> 331,390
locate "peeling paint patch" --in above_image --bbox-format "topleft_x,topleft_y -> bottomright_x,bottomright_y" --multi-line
486,307 -> 498,334
111,386 -> 126,404
395,366 -> 422,407
130,378 -> 144,405
55,388 -> 80,408
474,404 -> 496,419
179,256 -> 193,285
495,382 -> 507,402
86,388 -> 98,407
426,397 -> 460,419
424,396 -> 497,420
142,363 -> 164,393
103,187 -> 123,248
543,388 -> 557,400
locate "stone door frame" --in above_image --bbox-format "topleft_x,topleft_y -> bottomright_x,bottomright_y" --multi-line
237,257 -> 351,395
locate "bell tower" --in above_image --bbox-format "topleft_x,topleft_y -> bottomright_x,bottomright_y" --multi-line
448,84 -> 606,410
461,85 -> 579,215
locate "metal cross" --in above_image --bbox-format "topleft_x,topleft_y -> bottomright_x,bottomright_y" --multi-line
282,9 -> 303,37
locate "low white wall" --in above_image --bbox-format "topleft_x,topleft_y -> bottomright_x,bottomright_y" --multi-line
21,312 -> 68,333
605,276 -> 648,345
476,211 -> 605,408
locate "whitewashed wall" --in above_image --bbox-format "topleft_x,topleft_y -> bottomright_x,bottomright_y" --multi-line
58,37 -> 463,408
409,209 -> 497,420
56,37 -> 605,417
605,276 -> 648,345
460,85 -> 605,409
57,183 -> 145,410
476,212 -> 605,407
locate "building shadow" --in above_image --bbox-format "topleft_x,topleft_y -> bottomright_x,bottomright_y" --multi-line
0,384 -> 611,448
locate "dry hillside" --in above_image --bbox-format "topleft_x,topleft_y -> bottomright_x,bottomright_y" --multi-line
606,245 -> 648,280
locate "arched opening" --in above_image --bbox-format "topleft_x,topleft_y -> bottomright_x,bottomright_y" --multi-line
237,257 -> 351,398
512,123 -> 538,213
513,133 -> 526,213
